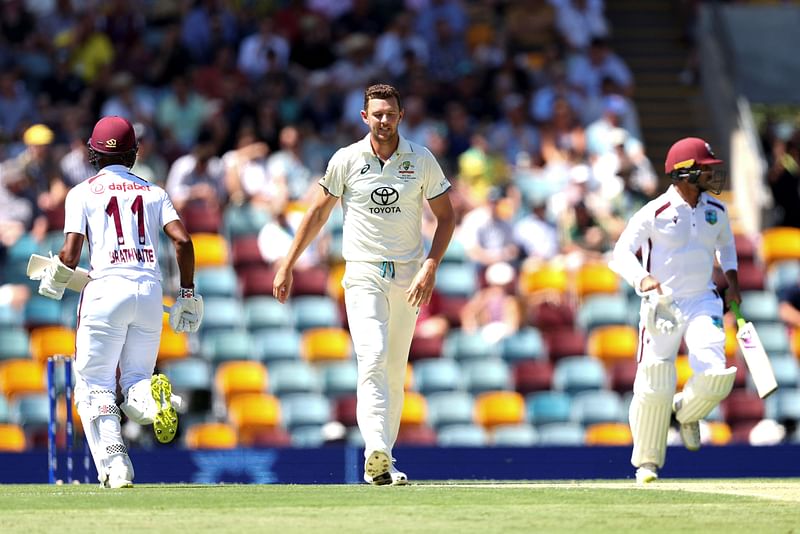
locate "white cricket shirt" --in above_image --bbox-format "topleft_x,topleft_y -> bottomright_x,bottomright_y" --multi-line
63,164 -> 180,281
319,134 -> 450,262
610,185 -> 737,298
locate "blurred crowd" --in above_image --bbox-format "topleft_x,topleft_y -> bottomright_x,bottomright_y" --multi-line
0,0 -> 660,337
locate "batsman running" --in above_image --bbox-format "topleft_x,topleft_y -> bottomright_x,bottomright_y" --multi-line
610,137 -> 741,484
32,116 -> 203,488
273,84 -> 455,485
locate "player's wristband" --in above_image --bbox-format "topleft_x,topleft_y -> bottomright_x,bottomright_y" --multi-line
178,287 -> 195,299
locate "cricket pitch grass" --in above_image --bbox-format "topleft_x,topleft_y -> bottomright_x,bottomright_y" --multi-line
1,479 -> 798,533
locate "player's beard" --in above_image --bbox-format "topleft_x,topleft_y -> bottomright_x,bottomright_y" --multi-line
372,124 -> 398,147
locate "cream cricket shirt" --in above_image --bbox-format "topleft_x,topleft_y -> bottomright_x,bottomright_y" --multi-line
610,185 -> 737,298
63,165 -> 180,281
319,134 -> 450,263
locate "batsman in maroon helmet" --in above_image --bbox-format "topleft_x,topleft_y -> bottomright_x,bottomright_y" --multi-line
36,116 -> 202,488
609,137 -> 742,484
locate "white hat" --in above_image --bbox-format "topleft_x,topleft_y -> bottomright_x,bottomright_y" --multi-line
485,262 -> 515,286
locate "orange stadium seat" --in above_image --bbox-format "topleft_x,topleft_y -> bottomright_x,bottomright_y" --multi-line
519,263 -> 568,296
405,363 -> 414,391
192,232 -> 230,268
575,262 -> 620,299
760,226 -> 800,267
586,325 -> 638,367
226,392 -> 281,445
706,421 -> 732,446
301,327 -> 352,363
29,326 -> 75,363
184,422 -> 238,449
0,423 -> 27,452
214,360 -> 268,405
400,391 -> 428,426
474,391 -> 526,429
584,422 -> 633,446
675,355 -> 692,389
0,359 -> 46,400
157,328 -> 189,363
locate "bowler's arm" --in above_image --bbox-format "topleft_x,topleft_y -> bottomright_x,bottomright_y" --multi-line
273,186 -> 338,303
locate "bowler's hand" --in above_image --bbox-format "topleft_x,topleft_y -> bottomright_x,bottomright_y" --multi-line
273,265 -> 293,304
406,259 -> 438,307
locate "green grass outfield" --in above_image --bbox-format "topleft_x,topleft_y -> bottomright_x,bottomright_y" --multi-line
1,479 -> 798,533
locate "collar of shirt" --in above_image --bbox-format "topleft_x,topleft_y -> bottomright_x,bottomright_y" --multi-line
357,133 -> 413,160
664,184 -> 717,210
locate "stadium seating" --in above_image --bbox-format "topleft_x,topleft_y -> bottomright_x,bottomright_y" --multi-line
290,426 -> 326,447
722,389 -> 765,427
198,296 -> 245,333
401,391 -> 428,426
290,266 -> 330,297
586,325 -> 639,368
408,333 -> 445,361
443,329 -> 497,361
738,290 -> 781,325
442,238 -> 468,264
461,359 -> 512,394
584,422 -> 632,445
161,358 -> 212,414
0,359 -> 45,400
0,328 -> 31,361
192,232 -> 230,268
526,299 -> 576,329
231,235 -> 266,271
765,387 -> 800,423
474,391 -> 526,429
181,204 -> 223,234
769,355 -> 799,388
570,390 -> 625,426
0,395 -> 8,423
333,395 -> 358,428
200,330 -> 256,363
326,262 -> 346,303
301,327 -> 352,363
574,262 -> 620,299
24,297 -> 62,329
759,226 -> 800,268
518,263 -> 568,296
268,361 -> 321,397
291,295 -> 342,331
226,392 -> 281,444
435,262 -> 478,297
214,360 -> 269,405
413,358 -> 463,395
223,202 -> 270,240
184,422 -> 238,449
609,359 -> 638,394
705,421 -> 732,446
0,423 -> 27,452
196,266 -> 240,298
512,360 -> 554,394
396,424 -> 438,446
735,261 -> 766,291
158,328 -> 190,363
542,326 -> 586,361
765,259 -> 800,294
10,393 -> 50,429
750,323 -> 790,354
243,296 -> 294,331
28,326 -> 75,363
552,356 -> 607,394
253,328 -> 302,363
576,294 -> 631,333
0,304 -> 23,329
437,423 -> 488,446
320,361 -> 358,398
525,391 -> 572,426
490,423 -> 537,446
238,265 -> 278,297
427,391 -> 475,430
535,422 -> 585,445
279,393 -> 331,431
499,327 -> 546,363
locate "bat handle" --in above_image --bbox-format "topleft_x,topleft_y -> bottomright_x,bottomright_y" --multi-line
729,301 -> 746,328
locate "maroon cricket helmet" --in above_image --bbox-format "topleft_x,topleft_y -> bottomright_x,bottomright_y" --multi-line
664,137 -> 723,174
88,116 -> 138,155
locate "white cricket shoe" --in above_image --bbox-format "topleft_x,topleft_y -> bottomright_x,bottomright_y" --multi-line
363,450 -> 392,486
635,463 -> 658,485
105,456 -> 134,489
364,464 -> 409,486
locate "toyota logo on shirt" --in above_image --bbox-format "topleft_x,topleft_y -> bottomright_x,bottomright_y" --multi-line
370,187 -> 401,214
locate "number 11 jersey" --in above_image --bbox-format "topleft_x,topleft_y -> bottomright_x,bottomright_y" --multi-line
63,164 -> 180,281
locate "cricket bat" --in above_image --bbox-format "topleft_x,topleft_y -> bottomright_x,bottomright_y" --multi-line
730,301 -> 778,399
27,253 -> 170,312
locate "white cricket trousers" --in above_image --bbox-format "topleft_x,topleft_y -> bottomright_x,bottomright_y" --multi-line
342,260 -> 420,460
73,275 -> 164,405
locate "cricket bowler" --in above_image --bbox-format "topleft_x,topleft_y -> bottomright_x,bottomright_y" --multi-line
609,137 -> 742,484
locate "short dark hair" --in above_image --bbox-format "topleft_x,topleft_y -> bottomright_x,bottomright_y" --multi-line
363,84 -> 402,112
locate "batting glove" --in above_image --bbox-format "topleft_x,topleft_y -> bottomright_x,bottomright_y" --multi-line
36,253 -> 75,300
643,289 -> 685,335
168,287 -> 204,333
